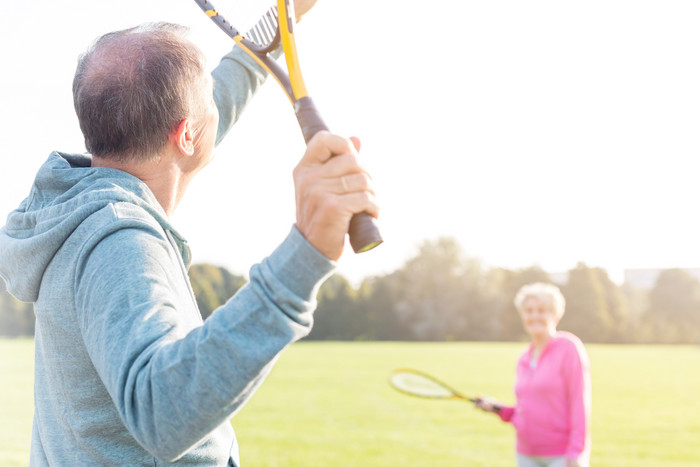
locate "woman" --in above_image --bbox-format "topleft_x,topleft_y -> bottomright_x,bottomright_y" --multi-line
476,282 -> 591,467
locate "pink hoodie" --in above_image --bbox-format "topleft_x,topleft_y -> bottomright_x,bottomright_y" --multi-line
498,331 -> 591,459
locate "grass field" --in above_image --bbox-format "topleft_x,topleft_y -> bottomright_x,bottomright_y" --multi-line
1,339 -> 699,466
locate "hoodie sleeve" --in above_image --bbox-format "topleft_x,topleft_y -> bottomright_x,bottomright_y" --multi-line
75,208 -> 334,462
562,338 -> 591,459
496,405 -> 516,423
212,46 -> 281,145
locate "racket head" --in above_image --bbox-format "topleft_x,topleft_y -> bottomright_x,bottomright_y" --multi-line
276,0 -> 307,101
194,0 -> 281,53
389,368 -> 473,401
194,0 -> 293,100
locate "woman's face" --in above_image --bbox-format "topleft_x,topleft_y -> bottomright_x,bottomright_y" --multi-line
520,296 -> 558,339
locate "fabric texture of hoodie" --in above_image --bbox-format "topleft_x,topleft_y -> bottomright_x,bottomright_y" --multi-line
0,46 -> 335,466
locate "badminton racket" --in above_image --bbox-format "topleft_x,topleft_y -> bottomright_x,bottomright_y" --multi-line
193,0 -> 382,253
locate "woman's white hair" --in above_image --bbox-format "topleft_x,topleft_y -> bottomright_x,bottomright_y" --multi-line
513,282 -> 566,319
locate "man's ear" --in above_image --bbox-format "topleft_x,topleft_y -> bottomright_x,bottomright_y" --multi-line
173,119 -> 195,156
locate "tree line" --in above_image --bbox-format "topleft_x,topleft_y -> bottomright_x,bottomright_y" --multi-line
2,237 -> 699,344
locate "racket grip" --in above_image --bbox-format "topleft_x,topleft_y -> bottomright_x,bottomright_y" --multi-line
474,397 -> 502,412
295,96 -> 329,143
294,96 -> 383,253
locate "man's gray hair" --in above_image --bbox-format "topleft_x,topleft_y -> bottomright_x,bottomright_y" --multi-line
73,23 -> 206,161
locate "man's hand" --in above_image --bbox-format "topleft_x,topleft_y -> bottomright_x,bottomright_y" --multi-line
293,132 -> 379,261
293,0 -> 318,22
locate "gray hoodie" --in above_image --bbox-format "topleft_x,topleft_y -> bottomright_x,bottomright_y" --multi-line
0,48 -> 335,466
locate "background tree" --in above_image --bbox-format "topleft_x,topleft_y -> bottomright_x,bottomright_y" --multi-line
0,280 -> 34,337
592,266 -> 628,342
560,263 -> 613,343
489,266 -> 552,341
307,274 -> 367,340
387,238 -> 486,341
188,264 -> 246,320
645,269 -> 700,344
357,275 -> 409,341
620,282 -> 649,343
4,238 -> 700,343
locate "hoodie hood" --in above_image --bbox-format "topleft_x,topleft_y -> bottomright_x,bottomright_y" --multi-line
0,151 -> 185,302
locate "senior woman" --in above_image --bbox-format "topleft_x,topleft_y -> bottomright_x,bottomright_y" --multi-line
476,282 -> 591,467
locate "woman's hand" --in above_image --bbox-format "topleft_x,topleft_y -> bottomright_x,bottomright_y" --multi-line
474,396 -> 501,413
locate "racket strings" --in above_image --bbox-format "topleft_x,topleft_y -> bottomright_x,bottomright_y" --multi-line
390,372 -> 454,398
245,7 -> 279,48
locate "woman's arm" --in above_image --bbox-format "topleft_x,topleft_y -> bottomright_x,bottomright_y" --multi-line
474,397 -> 515,422
563,338 -> 592,460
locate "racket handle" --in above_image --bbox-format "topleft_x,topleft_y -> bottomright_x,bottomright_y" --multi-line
295,96 -> 329,144
294,96 -> 383,253
348,213 -> 383,253
473,397 -> 502,412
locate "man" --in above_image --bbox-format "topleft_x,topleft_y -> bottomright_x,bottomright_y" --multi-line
0,4 -> 378,466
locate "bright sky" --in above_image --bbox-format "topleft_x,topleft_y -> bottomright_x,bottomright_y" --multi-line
1,1 -> 699,285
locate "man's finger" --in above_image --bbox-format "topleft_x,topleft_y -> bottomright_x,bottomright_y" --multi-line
302,131 -> 357,166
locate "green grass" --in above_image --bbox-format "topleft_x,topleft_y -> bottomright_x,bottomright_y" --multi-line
2,340 -> 700,466
0,339 -> 34,467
